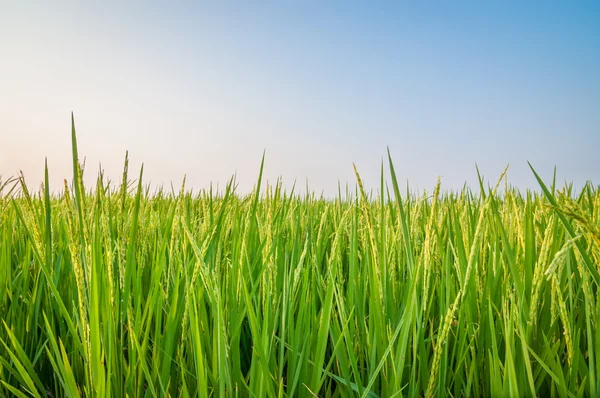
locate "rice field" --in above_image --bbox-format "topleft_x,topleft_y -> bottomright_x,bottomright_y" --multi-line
0,119 -> 598,397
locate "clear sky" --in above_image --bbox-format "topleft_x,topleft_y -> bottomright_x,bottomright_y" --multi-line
1,2 -> 599,196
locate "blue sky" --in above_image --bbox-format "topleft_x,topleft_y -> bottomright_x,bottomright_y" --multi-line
1,2 -> 599,195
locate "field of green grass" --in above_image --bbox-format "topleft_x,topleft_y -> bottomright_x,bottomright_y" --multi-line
0,119 -> 598,397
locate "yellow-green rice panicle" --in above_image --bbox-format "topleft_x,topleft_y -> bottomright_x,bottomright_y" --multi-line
529,215 -> 556,325
425,290 -> 462,398
353,163 -> 383,304
461,197 -> 487,299
423,177 -> 441,312
555,281 -> 574,366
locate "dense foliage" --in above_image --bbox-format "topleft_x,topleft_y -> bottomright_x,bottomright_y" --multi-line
0,120 -> 598,397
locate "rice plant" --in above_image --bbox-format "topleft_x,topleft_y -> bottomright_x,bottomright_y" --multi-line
0,116 -> 598,397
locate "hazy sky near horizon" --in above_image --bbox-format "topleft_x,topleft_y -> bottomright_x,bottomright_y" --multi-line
1,2 -> 599,195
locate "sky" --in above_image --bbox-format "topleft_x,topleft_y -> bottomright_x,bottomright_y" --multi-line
1,2 -> 599,196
